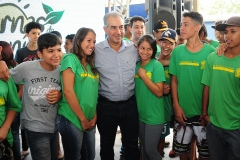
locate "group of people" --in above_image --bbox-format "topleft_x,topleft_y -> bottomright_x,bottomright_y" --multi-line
0,9 -> 240,160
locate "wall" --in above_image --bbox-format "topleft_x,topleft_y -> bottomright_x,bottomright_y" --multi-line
0,0 -> 105,53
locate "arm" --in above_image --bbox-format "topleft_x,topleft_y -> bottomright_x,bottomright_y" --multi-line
171,75 -> 186,126
138,68 -> 163,98
46,90 -> 62,104
17,84 -> 23,99
89,113 -> 97,131
163,84 -> 170,95
216,43 -> 227,56
0,61 -> 10,81
0,110 -> 16,142
62,68 -> 90,131
201,85 -> 210,125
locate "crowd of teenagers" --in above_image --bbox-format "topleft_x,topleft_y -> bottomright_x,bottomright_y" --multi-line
0,10 -> 239,160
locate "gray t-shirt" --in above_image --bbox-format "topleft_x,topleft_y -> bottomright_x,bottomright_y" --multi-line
10,60 -> 61,133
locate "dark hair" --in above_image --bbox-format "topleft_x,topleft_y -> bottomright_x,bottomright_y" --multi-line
25,22 -> 41,33
37,33 -> 61,52
198,23 -> 208,37
65,34 -> 75,42
51,31 -> 62,39
182,11 -> 203,26
130,16 -> 145,27
0,41 -> 17,67
176,28 -> 180,35
71,27 -> 97,75
137,34 -> 157,59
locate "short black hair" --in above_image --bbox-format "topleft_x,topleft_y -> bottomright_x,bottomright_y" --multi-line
25,22 -> 41,33
51,31 -> 62,39
137,34 -> 157,59
176,28 -> 180,35
182,11 -> 203,26
37,33 -> 61,52
130,16 -> 145,27
65,34 -> 75,42
198,23 -> 208,37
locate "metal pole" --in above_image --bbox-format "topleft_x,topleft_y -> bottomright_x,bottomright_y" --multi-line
149,0 -> 153,34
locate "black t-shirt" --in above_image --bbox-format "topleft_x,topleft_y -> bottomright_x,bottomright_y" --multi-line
15,47 -> 39,64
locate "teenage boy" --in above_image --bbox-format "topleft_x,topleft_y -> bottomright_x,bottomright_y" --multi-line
199,24 -> 220,48
123,17 -> 132,41
169,12 -> 215,160
64,34 -> 75,53
0,33 -> 63,160
202,16 -> 240,160
129,16 -> 145,44
156,29 -> 177,157
15,22 -> 41,63
153,20 -> 168,54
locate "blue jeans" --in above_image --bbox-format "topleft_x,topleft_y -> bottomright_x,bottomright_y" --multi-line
57,115 -> 95,160
25,129 -> 58,160
11,113 -> 21,160
206,122 -> 240,160
97,95 -> 139,160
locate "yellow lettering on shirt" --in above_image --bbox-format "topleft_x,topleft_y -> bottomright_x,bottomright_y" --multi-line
201,60 -> 206,69
0,97 -> 5,106
146,72 -> 152,79
235,68 -> 240,78
134,72 -> 152,79
80,73 -> 99,79
213,65 -> 234,73
179,61 -> 199,66
165,70 -> 170,78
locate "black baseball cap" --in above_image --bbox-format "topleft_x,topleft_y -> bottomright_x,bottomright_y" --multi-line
153,20 -> 168,32
216,16 -> 240,31
159,29 -> 177,43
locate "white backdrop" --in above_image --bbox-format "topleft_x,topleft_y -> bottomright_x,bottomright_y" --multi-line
0,0 -> 106,53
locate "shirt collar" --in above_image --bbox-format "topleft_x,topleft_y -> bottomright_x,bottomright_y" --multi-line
103,38 -> 129,52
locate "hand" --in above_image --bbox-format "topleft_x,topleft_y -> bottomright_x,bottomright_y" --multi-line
89,115 -> 97,131
138,68 -> 146,78
46,90 -> 62,104
0,127 -> 9,143
0,61 -> 10,82
201,115 -> 210,126
216,43 -> 227,56
81,119 -> 91,132
163,84 -> 170,94
174,106 -> 187,126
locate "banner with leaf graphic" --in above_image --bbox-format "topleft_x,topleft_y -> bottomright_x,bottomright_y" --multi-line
0,0 -> 105,53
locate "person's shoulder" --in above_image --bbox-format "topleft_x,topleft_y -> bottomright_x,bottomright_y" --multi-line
203,43 -> 216,50
16,46 -> 27,53
151,59 -> 162,66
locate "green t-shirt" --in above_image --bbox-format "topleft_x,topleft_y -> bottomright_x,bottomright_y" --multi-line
163,66 -> 172,121
58,54 -> 99,131
169,44 -> 215,118
210,39 -> 220,48
123,37 -> 131,41
135,59 -> 166,125
0,77 -> 22,146
202,53 -> 240,130
155,45 -> 161,58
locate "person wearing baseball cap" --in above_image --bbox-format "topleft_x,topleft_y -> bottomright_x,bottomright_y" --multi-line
156,28 -> 178,158
153,20 -> 169,56
202,16 -> 240,160
123,17 -> 132,41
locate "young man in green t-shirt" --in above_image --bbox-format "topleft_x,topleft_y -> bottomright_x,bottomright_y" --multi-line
201,16 -> 240,160
169,11 -> 215,160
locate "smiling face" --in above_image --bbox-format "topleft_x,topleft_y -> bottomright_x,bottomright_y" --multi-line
38,44 -> 63,71
160,39 -> 175,57
138,40 -> 153,63
131,20 -> 145,42
104,16 -> 124,45
26,28 -> 41,43
80,31 -> 96,57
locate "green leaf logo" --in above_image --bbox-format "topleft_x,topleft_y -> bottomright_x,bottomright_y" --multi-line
42,3 -> 53,14
44,11 -> 64,25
